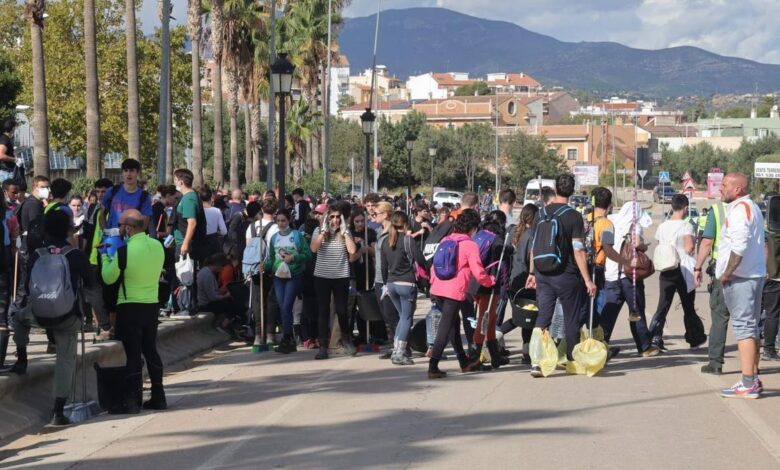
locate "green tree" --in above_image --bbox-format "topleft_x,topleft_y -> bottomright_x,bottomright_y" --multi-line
454,81 -> 491,96
757,96 -> 777,118
286,97 -> 320,185
456,123 -> 493,191
377,111 -> 427,188
721,107 -> 750,118
337,94 -> 356,110
506,131 -> 566,189
329,117 -> 363,177
0,55 -> 22,123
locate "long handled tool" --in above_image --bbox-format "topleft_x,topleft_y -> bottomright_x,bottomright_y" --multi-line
252,238 -> 270,353
65,293 -> 100,423
628,189 -> 641,322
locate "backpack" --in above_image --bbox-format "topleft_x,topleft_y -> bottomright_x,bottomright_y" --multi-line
472,229 -> 497,266
29,245 -> 77,323
432,236 -> 461,280
170,192 -> 208,253
16,197 -> 45,252
242,221 -> 274,276
531,205 -> 574,274
223,212 -> 249,258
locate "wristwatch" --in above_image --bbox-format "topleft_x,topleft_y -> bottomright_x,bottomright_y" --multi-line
694,267 -> 702,272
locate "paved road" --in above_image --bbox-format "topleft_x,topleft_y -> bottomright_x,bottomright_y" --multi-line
3,205 -> 780,469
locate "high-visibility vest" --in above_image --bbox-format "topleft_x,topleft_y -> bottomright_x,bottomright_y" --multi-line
710,202 -> 724,260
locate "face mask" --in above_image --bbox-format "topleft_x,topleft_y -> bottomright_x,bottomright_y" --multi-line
37,187 -> 50,200
175,185 -> 182,193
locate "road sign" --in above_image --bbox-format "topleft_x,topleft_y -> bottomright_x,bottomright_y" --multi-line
755,162 -> 780,179
572,165 -> 599,186
638,170 -> 648,179
616,169 -> 627,175
707,172 -> 723,197
658,171 -> 671,183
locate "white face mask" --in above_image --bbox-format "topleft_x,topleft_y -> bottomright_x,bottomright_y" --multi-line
37,187 -> 50,200
175,185 -> 182,193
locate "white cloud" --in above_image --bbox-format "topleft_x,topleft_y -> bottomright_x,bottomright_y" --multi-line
342,0 -> 780,64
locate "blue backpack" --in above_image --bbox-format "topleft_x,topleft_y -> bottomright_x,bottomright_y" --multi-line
242,222 -> 273,276
472,230 -> 497,266
531,205 -> 574,274
432,236 -> 461,280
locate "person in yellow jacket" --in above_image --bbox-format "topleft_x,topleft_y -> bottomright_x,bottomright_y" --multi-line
101,209 -> 166,413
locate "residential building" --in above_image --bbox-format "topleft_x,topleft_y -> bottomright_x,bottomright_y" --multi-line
348,65 -> 408,105
697,113 -> 780,138
329,55 -> 350,115
406,72 -> 473,100
412,95 -> 544,131
339,100 -> 413,124
577,97 -> 685,125
485,73 -> 541,94
544,92 -> 580,124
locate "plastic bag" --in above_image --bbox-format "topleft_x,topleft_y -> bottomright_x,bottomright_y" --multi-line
571,326 -> 608,377
175,254 -> 194,286
275,261 -> 292,279
550,300 -> 566,340
529,328 -> 558,377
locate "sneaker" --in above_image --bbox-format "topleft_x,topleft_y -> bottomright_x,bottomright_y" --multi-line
641,346 -> 660,357
700,364 -> 723,375
606,346 -> 621,364
379,349 -> 393,360
761,350 -> 780,361
274,341 -> 297,354
651,338 -> 667,351
342,341 -> 357,357
720,382 -> 759,399
530,365 -> 543,378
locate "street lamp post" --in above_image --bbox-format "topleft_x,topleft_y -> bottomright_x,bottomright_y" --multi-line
405,134 -> 416,211
428,144 -> 437,205
360,108 -> 376,200
270,53 -> 294,201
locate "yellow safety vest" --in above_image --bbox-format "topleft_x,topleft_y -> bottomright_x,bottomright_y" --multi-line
710,202 -> 723,260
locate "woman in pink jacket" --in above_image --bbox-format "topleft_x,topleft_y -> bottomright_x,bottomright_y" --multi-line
428,209 -> 494,379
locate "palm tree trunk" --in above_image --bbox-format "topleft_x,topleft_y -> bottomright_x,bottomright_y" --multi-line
125,0 -> 140,161
166,79 -> 173,182
28,2 -> 48,177
250,104 -> 260,181
244,103 -> 251,183
226,69 -> 239,189
305,138 -> 312,175
212,60 -> 224,184
188,0 -> 203,187
210,0 -> 224,185
84,0 -> 100,178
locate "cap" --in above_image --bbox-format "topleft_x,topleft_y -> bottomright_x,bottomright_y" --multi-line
314,203 -> 327,214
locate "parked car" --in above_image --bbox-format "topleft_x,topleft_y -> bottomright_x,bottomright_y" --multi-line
640,176 -> 659,190
654,186 -> 677,204
433,191 -> 463,207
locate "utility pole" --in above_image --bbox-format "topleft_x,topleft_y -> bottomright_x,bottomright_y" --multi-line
266,0 -> 277,191
323,0 -> 332,193
156,0 -> 170,184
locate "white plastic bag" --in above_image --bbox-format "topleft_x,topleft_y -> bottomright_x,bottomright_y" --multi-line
275,261 -> 292,279
175,254 -> 195,286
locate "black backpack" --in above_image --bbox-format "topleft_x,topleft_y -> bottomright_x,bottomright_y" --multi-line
531,205 -> 574,274
16,197 -> 45,252
170,192 -> 208,255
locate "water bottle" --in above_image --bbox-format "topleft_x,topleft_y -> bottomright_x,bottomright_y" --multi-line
163,234 -> 174,248
426,305 -> 442,345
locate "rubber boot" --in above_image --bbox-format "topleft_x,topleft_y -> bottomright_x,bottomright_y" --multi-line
51,397 -> 71,426
315,339 -> 329,360
143,383 -> 168,410
487,339 -> 509,369
0,329 -> 9,368
391,340 -> 414,365
0,347 -> 27,375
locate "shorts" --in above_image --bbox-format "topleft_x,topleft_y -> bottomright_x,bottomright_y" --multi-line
723,277 -> 765,341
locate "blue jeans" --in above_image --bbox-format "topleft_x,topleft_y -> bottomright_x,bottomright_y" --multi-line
274,274 -> 303,336
388,283 -> 417,342
598,278 -> 652,353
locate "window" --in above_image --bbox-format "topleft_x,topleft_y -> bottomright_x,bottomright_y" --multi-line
507,101 -> 517,116
567,148 -> 578,161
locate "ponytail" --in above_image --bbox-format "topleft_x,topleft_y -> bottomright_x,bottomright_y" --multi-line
388,211 -> 409,249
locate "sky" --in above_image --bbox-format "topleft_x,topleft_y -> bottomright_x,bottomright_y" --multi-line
139,0 -> 780,64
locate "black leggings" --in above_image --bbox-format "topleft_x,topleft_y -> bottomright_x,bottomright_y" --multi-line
649,268 -> 705,345
430,297 -> 468,361
314,277 -> 351,343
117,303 -> 164,397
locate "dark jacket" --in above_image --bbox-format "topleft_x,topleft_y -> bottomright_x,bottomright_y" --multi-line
381,233 -> 427,284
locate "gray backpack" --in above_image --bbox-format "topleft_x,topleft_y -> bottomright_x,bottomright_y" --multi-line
30,245 -> 77,320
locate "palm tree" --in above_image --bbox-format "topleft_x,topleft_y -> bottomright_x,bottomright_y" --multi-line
188,0 -> 203,186
225,66 -> 240,189
125,0 -> 140,160
84,0 -> 100,177
286,98 -> 319,185
243,103 -> 251,183
26,0 -> 49,177
209,0 -> 225,185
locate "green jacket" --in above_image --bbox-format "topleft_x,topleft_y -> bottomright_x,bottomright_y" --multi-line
101,232 -> 165,305
264,229 -> 312,277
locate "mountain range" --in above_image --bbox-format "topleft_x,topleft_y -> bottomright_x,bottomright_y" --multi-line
337,8 -> 780,98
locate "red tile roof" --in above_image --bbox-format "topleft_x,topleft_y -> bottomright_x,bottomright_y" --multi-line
431,73 -> 476,87
487,73 -> 541,88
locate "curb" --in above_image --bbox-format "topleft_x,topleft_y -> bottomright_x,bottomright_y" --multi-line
0,313 -> 228,445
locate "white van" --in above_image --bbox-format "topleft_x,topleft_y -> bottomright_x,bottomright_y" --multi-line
523,178 -> 555,206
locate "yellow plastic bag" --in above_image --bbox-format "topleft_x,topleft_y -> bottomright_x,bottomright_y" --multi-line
556,338 -> 567,365
571,327 -> 608,377
529,328 -> 558,377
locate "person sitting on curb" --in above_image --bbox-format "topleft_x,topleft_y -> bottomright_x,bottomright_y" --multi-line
101,209 -> 167,412
1,209 -> 93,426
197,253 -> 244,337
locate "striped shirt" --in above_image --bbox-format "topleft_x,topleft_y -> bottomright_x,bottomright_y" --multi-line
313,227 -> 350,279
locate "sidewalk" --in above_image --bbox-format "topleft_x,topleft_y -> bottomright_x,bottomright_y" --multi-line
0,313 -> 229,444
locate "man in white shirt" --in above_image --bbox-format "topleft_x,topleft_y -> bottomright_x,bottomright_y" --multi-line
716,173 -> 766,399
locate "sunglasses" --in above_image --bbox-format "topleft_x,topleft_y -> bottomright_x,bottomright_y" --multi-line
329,215 -> 341,220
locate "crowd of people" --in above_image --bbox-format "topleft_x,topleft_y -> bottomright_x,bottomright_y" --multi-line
0,153 -> 773,427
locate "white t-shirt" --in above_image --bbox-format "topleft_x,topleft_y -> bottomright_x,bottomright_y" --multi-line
245,219 -> 278,245
604,224 -> 646,282
204,206 -> 227,235
655,218 -> 696,291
